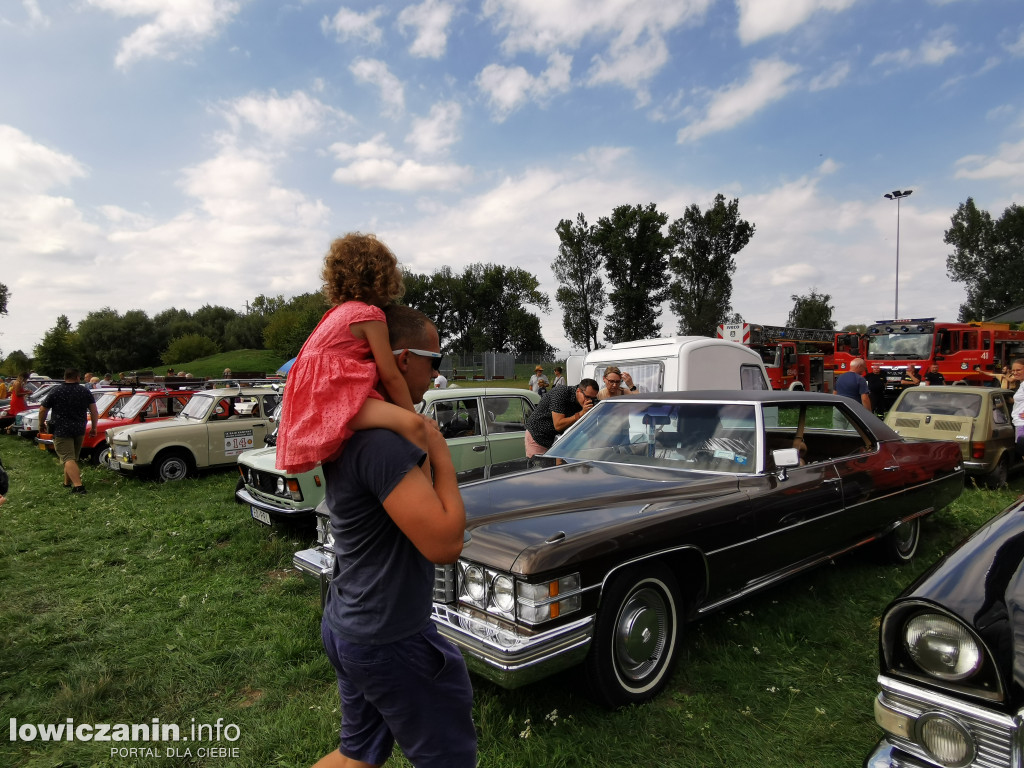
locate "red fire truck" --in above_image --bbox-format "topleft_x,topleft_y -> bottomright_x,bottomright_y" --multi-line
717,323 -> 864,392
866,318 -> 1024,404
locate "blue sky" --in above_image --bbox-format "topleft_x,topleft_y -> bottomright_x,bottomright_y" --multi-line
1,0 -> 1022,359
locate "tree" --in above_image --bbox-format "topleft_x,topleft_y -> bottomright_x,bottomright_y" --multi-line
841,323 -> 867,334
404,264 -> 552,356
787,288 -> 836,329
192,305 -> 241,350
0,283 -> 8,315
668,194 -> 754,338
33,315 -> 81,377
553,214 -> 606,351
162,334 -> 219,365
1,350 -> 30,376
76,308 -> 157,373
263,293 -> 327,358
593,203 -> 671,344
945,198 -> 1024,321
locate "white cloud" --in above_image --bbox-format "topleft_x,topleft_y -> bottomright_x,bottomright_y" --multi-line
406,101 -> 462,156
809,61 -> 850,92
954,138 -> 1024,180
677,58 -> 800,143
1005,27 -> 1024,57
350,58 -> 405,117
735,0 -> 857,45
85,0 -> 241,69
0,125 -> 88,193
320,5 -> 386,45
0,0 -> 49,29
481,0 -> 711,96
329,134 -> 470,190
221,90 -> 346,144
397,0 -> 455,58
476,52 -> 572,121
873,27 -> 959,69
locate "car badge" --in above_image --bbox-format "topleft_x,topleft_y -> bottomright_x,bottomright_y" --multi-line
925,415 -> 931,424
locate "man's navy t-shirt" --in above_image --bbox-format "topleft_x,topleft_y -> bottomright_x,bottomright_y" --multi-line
322,429 -> 432,645
835,371 -> 868,403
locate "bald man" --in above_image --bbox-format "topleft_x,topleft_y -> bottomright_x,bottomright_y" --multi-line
835,358 -> 872,411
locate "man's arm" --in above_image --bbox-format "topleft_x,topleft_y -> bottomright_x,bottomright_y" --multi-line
381,428 -> 465,564
860,393 -> 872,410
38,404 -> 48,427
89,402 -> 99,434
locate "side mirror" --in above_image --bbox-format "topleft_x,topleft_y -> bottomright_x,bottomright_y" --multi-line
772,447 -> 800,480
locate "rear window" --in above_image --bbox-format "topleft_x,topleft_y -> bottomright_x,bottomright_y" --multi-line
895,390 -> 982,418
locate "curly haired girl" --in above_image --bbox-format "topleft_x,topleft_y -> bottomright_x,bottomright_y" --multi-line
275,233 -> 429,474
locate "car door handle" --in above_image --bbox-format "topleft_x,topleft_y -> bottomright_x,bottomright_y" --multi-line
883,465 -> 900,472
472,445 -> 487,452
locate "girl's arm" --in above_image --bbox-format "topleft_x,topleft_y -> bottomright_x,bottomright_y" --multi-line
352,319 -> 417,412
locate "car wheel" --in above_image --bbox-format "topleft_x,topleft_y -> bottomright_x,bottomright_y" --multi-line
584,564 -> 682,707
982,454 -> 1009,489
154,450 -> 192,482
89,445 -> 108,466
878,517 -> 921,564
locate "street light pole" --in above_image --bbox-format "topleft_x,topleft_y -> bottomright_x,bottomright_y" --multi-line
884,189 -> 913,318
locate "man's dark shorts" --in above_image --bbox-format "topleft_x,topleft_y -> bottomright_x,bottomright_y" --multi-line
321,617 -> 476,767
54,435 -> 84,465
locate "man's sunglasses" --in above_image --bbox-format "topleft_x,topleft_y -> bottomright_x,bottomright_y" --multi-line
394,348 -> 444,367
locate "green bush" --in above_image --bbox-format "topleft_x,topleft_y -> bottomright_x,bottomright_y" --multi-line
162,333 -> 220,365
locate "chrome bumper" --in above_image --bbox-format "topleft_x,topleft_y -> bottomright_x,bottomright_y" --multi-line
236,487 -> 317,517
292,545 -> 333,607
868,674 -> 1022,768
430,604 -> 594,689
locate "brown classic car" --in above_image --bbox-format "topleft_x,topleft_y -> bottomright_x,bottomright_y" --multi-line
300,391 -> 965,707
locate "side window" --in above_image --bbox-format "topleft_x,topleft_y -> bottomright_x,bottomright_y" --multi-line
483,396 -> 532,433
152,398 -> 168,417
763,403 -> 873,465
741,364 -> 769,390
439,399 -> 481,439
171,397 -> 188,414
993,396 -> 1010,426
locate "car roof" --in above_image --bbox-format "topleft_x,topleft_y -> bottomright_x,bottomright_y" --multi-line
422,387 -> 540,401
608,389 -> 851,404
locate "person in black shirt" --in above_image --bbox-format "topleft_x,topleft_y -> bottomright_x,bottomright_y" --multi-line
523,379 -> 600,458
39,369 -> 98,494
924,364 -> 946,386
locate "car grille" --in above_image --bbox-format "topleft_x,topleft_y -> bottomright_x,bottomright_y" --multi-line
247,469 -> 281,495
434,564 -> 455,604
880,684 -> 1020,768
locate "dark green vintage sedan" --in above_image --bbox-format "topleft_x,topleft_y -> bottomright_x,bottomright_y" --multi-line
303,391 -> 965,707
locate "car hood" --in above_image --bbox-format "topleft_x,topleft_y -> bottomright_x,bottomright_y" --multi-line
459,459 -> 743,573
237,446 -> 278,471
895,501 -> 1024,704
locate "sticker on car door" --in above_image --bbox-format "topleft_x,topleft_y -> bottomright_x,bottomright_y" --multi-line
224,429 -> 255,456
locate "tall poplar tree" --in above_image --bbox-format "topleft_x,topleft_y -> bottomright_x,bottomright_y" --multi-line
553,213 -> 605,351
668,194 -> 754,338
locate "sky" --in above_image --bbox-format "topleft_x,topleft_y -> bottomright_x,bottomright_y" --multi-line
1,0 -> 1023,359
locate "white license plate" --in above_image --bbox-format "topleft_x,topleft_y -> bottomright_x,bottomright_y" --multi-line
251,507 -> 272,526
109,460 -> 121,470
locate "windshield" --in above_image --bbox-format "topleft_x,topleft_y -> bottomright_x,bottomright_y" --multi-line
867,332 -> 934,360
895,390 -> 982,417
115,393 -> 152,420
180,395 -> 215,420
547,399 -> 759,473
94,392 -> 119,414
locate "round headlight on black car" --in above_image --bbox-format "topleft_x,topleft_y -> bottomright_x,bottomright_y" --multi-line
905,613 -> 982,681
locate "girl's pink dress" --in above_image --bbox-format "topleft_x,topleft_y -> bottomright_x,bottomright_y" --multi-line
275,301 -> 385,473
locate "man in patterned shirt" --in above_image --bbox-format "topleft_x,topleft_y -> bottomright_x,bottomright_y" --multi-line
38,369 -> 98,494
523,378 -> 600,458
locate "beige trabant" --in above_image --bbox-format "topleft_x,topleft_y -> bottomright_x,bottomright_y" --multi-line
106,386 -> 283,481
884,384 -> 1016,487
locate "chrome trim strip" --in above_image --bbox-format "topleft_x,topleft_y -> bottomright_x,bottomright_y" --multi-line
235,487 -> 316,516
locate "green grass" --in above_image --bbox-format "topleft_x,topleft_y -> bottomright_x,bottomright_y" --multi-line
0,435 -> 1016,767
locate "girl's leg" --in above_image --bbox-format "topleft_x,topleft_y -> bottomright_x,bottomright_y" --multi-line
349,399 -> 432,479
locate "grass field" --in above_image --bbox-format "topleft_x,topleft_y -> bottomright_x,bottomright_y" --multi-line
0,434 -> 1017,768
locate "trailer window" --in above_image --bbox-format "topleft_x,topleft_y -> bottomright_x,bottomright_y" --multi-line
740,364 -> 769,390
595,362 -> 663,393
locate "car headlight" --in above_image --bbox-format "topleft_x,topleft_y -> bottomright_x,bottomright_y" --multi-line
905,613 -> 982,681
275,477 -> 286,495
492,575 -> 515,613
462,564 -> 486,603
918,712 -> 975,767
